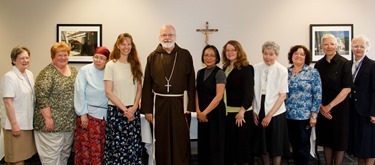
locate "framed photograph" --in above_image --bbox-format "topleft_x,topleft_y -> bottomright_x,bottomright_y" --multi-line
310,24 -> 353,62
57,24 -> 102,63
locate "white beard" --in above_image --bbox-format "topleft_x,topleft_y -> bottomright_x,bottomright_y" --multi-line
161,42 -> 175,49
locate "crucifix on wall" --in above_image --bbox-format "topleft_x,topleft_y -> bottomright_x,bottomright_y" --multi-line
196,21 -> 218,45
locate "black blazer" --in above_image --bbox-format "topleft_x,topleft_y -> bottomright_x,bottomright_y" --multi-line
224,65 -> 254,110
351,56 -> 375,117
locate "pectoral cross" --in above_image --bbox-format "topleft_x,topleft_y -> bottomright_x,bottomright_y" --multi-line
165,80 -> 171,93
196,21 -> 218,45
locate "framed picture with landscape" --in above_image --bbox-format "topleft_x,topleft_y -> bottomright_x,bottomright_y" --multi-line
310,24 -> 353,62
56,24 -> 102,63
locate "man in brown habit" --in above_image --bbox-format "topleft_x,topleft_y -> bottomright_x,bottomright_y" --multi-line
141,24 -> 195,165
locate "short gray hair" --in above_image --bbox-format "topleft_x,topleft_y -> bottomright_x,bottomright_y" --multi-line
320,34 -> 337,45
262,41 -> 280,55
352,34 -> 371,50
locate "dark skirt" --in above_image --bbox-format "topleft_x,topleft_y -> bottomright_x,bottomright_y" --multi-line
198,106 -> 226,165
225,110 -> 254,164
104,105 -> 142,164
316,102 -> 349,151
348,104 -> 375,158
74,115 -> 106,165
254,95 -> 290,157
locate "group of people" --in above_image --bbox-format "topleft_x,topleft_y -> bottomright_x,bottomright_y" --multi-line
196,34 -> 375,165
0,23 -> 374,165
200,40 -> 290,165
0,33 -> 144,165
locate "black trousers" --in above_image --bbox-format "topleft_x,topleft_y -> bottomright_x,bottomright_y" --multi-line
287,119 -> 312,165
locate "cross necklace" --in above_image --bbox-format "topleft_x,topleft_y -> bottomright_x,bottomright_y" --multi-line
161,52 -> 178,93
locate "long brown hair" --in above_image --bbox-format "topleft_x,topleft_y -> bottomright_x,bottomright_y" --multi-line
110,33 -> 143,84
222,40 -> 249,69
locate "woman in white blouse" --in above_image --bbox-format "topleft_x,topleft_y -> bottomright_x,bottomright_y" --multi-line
0,46 -> 36,164
253,41 -> 290,165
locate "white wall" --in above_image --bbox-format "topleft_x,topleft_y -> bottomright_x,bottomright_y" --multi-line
1,0 -> 375,76
2,0 -> 375,159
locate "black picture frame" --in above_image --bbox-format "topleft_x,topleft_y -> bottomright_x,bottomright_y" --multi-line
310,24 -> 353,62
56,24 -> 102,63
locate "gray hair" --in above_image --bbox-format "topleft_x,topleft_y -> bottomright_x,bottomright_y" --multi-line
352,34 -> 371,50
262,41 -> 280,55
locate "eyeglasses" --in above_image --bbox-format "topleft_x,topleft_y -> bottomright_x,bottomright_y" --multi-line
353,45 -> 366,50
204,54 -> 216,58
160,34 -> 175,38
93,55 -> 107,61
17,57 -> 30,61
225,49 -> 237,53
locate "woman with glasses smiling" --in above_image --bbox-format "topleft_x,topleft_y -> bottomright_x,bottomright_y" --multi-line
1,46 -> 36,165
253,41 -> 290,165
348,35 -> 375,165
196,45 -> 226,165
222,40 -> 255,164
74,46 -> 110,164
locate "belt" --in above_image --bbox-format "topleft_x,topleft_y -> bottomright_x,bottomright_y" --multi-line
154,92 -> 184,97
88,104 -> 107,109
151,90 -> 188,164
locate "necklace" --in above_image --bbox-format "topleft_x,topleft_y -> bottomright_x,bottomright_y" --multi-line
161,52 -> 178,93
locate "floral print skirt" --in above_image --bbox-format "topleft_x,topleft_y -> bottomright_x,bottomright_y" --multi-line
74,115 -> 106,165
104,105 -> 142,165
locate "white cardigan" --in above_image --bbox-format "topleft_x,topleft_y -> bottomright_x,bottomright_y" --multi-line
1,66 -> 34,130
253,61 -> 288,117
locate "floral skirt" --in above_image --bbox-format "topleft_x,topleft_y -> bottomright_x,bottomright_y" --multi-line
74,115 -> 106,165
104,105 -> 142,165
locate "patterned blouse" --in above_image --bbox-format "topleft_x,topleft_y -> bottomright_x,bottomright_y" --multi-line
286,65 -> 322,120
33,64 -> 78,132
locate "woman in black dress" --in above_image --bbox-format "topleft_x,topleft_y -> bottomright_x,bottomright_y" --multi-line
196,45 -> 226,165
314,34 -> 352,165
222,40 -> 254,164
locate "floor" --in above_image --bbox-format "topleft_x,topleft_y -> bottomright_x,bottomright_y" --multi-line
191,141 -> 359,165
0,142 -> 360,165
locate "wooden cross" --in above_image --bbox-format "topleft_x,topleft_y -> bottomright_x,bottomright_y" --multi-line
196,21 -> 218,45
